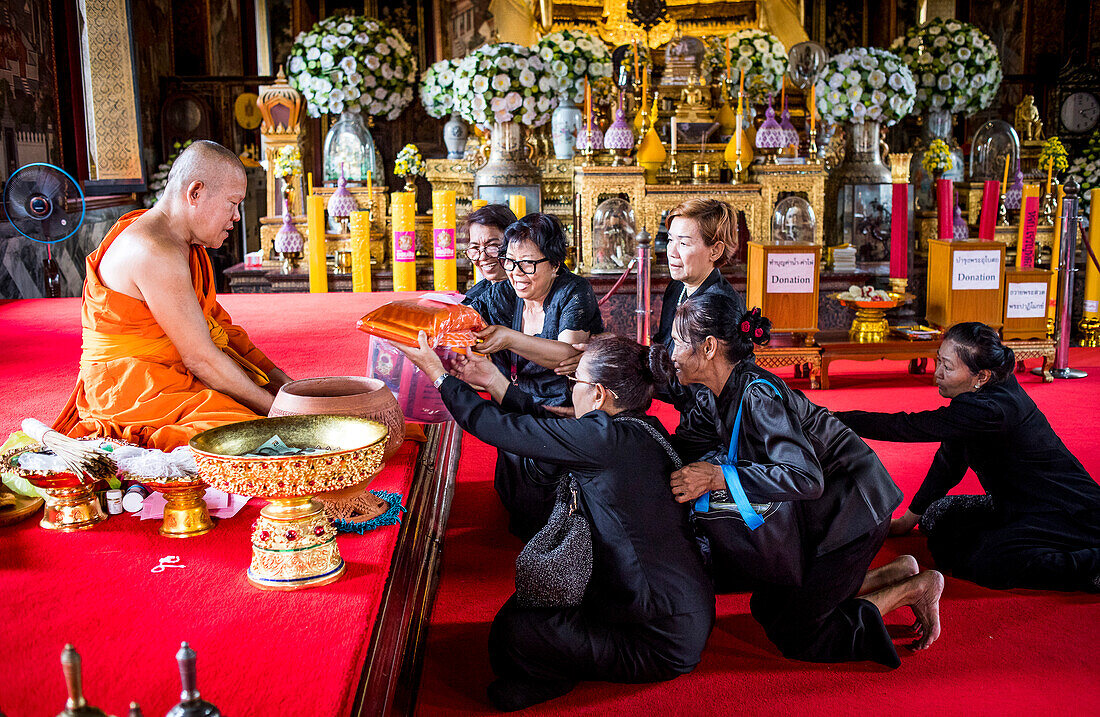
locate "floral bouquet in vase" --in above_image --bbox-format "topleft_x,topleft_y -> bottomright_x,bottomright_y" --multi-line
1068,129 -> 1100,227
420,58 -> 459,119
452,43 -> 555,129
395,144 -> 425,193
287,15 -> 416,120
534,30 -> 613,104
890,18 -> 1002,117
814,47 -> 916,126
713,29 -> 788,103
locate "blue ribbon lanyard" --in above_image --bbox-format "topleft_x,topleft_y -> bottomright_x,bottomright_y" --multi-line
693,378 -> 780,531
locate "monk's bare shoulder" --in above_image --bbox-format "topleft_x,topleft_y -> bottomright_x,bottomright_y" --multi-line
99,212 -> 191,302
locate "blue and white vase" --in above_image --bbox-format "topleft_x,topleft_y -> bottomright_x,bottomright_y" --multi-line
443,112 -> 468,160
551,98 -> 583,160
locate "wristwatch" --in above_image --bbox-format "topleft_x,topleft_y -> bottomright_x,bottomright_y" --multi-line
432,373 -> 449,389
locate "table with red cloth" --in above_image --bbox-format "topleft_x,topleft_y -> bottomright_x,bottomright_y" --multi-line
0,294 -> 462,717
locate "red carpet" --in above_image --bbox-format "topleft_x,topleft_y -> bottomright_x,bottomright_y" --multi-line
417,353 -> 1100,716
0,294 -> 420,716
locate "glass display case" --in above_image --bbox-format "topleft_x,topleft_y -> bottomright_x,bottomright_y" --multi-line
590,197 -> 637,273
771,196 -> 816,243
969,120 -> 1021,183
323,111 -> 384,184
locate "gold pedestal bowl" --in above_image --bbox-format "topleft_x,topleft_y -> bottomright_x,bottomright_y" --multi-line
189,415 -> 388,591
149,479 -> 215,538
2,446 -> 105,531
833,292 -> 916,343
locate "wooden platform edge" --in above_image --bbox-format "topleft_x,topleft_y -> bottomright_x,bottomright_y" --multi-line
351,421 -> 463,717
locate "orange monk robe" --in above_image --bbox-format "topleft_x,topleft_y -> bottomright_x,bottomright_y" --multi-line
54,210 -> 276,450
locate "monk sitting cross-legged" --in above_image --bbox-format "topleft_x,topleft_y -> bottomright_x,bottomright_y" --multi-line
54,140 -> 292,450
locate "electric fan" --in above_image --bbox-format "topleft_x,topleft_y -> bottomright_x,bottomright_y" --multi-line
3,163 -> 86,297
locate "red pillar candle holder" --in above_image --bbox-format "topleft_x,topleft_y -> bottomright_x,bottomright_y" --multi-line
890,183 -> 909,279
936,178 -> 954,240
978,180 -> 1000,241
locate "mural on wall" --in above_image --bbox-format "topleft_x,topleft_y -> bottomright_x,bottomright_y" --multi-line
0,0 -> 60,180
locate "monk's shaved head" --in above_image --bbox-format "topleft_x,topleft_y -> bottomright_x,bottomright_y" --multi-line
165,140 -> 246,193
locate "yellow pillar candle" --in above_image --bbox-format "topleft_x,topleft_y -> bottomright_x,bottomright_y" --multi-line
1047,186 -> 1065,322
508,194 -> 526,219
1001,154 -> 1010,190
306,194 -> 328,293
433,190 -> 457,291
1085,188 -> 1100,318
1045,158 -> 1053,197
350,210 -> 372,293
392,191 -> 417,292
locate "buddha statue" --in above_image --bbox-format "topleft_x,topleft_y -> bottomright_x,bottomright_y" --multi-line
675,70 -> 712,124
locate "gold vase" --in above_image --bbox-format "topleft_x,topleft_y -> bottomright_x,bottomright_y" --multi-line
834,292 -> 915,343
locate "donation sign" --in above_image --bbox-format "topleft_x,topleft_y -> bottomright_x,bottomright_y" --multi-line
952,250 -> 1001,290
766,253 -> 815,294
1006,282 -> 1047,318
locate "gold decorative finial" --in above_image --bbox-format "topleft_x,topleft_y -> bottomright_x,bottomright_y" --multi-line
889,153 -> 913,184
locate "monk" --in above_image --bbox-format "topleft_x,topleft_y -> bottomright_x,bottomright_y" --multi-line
54,140 -> 292,450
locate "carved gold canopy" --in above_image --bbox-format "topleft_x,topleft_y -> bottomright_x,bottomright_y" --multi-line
539,0 -> 762,47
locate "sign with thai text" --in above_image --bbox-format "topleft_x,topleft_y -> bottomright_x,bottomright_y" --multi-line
952,250 -> 1001,290
766,253 -> 815,293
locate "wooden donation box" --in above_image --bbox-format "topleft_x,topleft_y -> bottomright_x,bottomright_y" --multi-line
926,239 -> 1006,330
747,241 -> 821,336
1003,268 -> 1053,340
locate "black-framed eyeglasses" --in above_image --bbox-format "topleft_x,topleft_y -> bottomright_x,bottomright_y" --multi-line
500,256 -> 552,275
565,374 -> 618,399
465,243 -> 502,260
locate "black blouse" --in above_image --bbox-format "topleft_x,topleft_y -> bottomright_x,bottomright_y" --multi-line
467,270 -> 604,406
681,361 -> 902,557
439,375 -> 715,622
461,277 -> 497,306
835,375 -> 1100,518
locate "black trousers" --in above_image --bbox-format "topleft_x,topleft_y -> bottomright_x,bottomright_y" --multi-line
749,519 -> 900,668
488,596 -> 714,684
923,495 -> 1100,592
494,451 -> 557,541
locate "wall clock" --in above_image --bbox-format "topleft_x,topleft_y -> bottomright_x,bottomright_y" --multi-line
1060,91 -> 1100,135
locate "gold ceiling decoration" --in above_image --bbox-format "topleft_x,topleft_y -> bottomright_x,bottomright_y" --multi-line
541,0 -> 761,47
599,0 -> 677,48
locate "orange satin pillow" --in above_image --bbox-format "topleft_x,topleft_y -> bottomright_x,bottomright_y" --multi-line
356,299 -> 487,350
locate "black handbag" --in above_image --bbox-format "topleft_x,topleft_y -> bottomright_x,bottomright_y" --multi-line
514,474 -> 593,608
691,378 -> 805,587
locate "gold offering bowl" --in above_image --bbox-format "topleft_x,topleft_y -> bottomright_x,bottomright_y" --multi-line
148,478 -> 214,538
833,292 -> 916,343
189,415 -> 388,591
2,446 -> 106,531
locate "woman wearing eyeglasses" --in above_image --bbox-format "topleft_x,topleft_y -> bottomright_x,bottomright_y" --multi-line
664,292 -> 944,668
395,333 -> 714,711
461,204 -> 516,305
466,213 -> 605,538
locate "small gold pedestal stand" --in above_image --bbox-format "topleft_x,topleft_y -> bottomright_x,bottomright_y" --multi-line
1080,316 -> 1100,347
40,484 -> 106,531
151,481 -> 214,538
834,289 -> 915,343
190,414 -> 388,591
2,446 -> 107,531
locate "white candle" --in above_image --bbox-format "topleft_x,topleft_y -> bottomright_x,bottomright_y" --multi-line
671,117 -> 677,153
735,113 -> 742,156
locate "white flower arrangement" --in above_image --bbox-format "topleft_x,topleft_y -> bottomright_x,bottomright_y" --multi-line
1068,130 -> 1100,228
452,43 -> 556,129
813,47 -> 916,126
420,58 -> 460,119
702,30 -> 788,102
287,15 -> 416,120
533,30 -> 613,104
890,18 -> 1002,116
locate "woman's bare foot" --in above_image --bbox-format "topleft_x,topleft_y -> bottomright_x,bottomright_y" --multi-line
859,555 -> 920,595
863,570 -> 945,651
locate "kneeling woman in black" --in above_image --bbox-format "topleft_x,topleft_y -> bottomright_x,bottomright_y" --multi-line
665,292 -> 944,668
396,334 -> 714,711
836,322 -> 1100,592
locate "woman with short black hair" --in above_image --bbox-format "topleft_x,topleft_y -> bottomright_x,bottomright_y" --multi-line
462,204 -> 516,304
666,292 -> 944,667
836,322 -> 1100,592
465,212 -> 605,539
